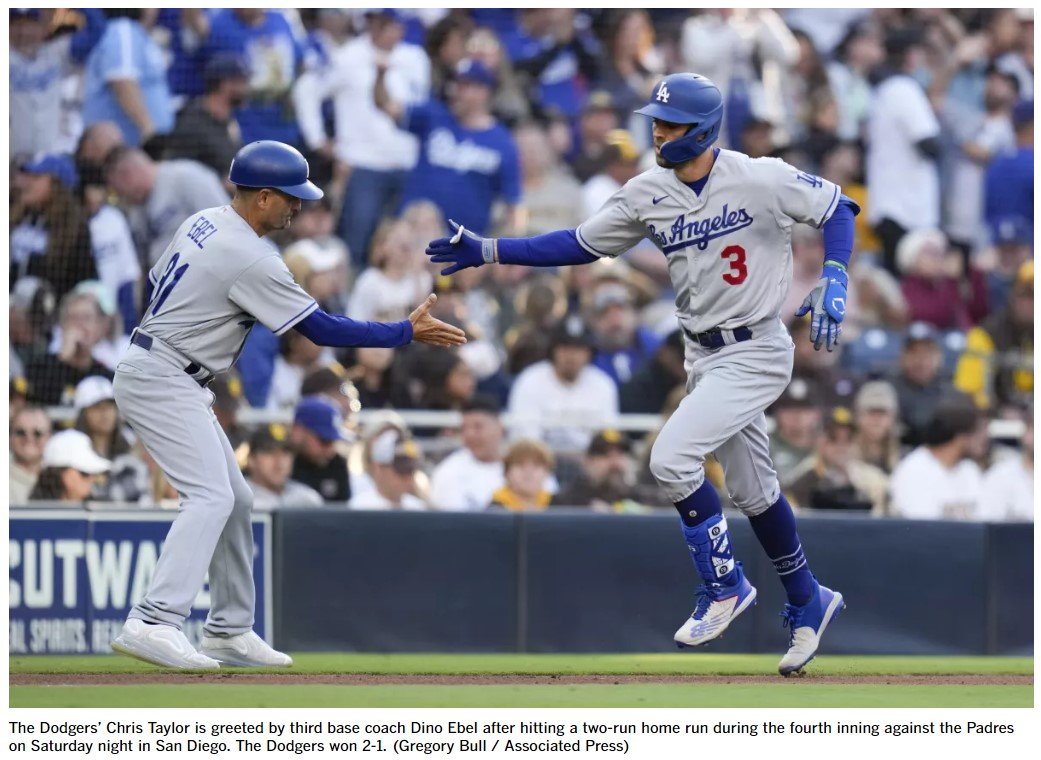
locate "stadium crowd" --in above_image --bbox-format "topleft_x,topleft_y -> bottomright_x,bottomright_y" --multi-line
9,8 -> 1034,521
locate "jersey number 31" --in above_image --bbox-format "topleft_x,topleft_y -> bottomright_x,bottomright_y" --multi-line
720,245 -> 747,285
148,252 -> 190,316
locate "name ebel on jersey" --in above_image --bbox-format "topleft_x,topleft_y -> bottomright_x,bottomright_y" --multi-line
648,204 -> 754,254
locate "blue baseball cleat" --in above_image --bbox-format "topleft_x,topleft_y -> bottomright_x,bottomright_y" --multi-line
777,581 -> 845,676
674,563 -> 757,648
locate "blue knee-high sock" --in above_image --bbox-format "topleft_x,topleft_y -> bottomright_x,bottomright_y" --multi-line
675,482 -> 738,586
748,493 -> 815,605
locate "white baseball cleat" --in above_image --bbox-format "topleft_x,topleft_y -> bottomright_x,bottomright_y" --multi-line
778,582 -> 845,676
111,619 -> 220,670
674,568 -> 758,648
200,631 -> 293,667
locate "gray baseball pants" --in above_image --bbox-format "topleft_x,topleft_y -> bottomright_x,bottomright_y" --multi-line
649,318 -> 794,516
113,341 -> 254,636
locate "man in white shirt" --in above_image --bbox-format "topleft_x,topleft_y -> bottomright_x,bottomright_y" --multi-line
508,316 -> 619,454
866,27 -> 942,273
980,413 -> 1033,522
347,428 -> 427,511
429,395 -> 505,511
889,393 -> 987,520
292,9 -> 430,267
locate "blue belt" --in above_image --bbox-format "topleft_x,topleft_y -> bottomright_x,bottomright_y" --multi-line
684,325 -> 753,350
130,330 -> 213,387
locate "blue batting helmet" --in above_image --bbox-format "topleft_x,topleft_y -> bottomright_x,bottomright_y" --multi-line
635,73 -> 723,163
228,141 -> 324,201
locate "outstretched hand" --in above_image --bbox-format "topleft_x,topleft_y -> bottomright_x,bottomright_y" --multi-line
425,220 -> 492,276
409,294 -> 468,347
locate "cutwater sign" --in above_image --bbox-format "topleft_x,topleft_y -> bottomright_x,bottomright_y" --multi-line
9,510 -> 271,654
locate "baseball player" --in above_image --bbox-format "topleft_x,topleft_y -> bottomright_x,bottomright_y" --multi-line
426,74 -> 856,675
111,141 -> 465,670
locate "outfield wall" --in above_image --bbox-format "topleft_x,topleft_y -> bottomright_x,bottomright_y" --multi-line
275,511 -> 1033,656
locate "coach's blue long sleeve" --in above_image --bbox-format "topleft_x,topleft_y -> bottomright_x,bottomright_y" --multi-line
821,196 -> 859,271
294,308 -> 413,347
496,229 -> 599,266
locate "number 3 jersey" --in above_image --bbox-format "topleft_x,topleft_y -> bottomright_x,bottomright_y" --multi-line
137,206 -> 318,373
575,149 -> 841,336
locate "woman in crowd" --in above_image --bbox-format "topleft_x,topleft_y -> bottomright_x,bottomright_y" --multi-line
28,429 -> 111,504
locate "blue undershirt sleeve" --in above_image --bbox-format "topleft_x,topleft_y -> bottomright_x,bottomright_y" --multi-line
294,308 -> 413,348
496,229 -> 599,267
821,196 -> 859,271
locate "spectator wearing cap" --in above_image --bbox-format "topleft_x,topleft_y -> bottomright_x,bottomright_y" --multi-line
866,25 -> 942,274
620,329 -> 687,415
290,396 -> 352,503
301,368 -> 361,430
889,322 -> 952,447
552,429 -> 656,511
11,153 -> 97,300
24,289 -> 113,406
850,380 -> 902,474
768,378 -> 824,481
246,424 -> 324,510
294,8 -> 430,268
10,405 -> 52,505
428,395 -> 506,510
82,10 -> 173,148
570,92 -> 622,182
980,411 -> 1033,522
581,130 -> 641,218
515,123 -> 583,235
587,279 -> 661,388
104,146 -> 229,267
984,99 -> 1033,251
347,428 -> 427,511
508,316 -> 620,454
10,8 -> 106,160
348,219 -> 434,323
489,439 -> 555,512
785,407 -> 889,514
199,9 -> 304,145
378,57 -> 524,237
28,429 -> 112,504
283,200 -> 351,313
164,53 -> 248,177
896,229 -> 988,331
955,261 -> 1034,411
889,392 -> 986,520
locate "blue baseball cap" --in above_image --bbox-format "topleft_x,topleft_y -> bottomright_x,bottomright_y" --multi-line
21,154 -> 78,189
293,396 -> 344,442
990,215 -> 1032,246
203,53 -> 249,90
453,58 -> 497,88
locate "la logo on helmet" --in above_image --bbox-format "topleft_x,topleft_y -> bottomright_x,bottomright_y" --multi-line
655,83 -> 670,103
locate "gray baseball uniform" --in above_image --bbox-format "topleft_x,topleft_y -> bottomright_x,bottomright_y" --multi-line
113,205 -> 319,635
576,149 -> 840,511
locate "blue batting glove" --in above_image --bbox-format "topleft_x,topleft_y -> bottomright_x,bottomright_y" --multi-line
794,263 -> 847,352
424,220 -> 496,276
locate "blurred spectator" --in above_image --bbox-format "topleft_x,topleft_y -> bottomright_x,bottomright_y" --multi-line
980,412 -> 1033,522
418,351 -> 477,411
982,216 -> 1032,309
28,429 -> 111,504
300,369 -> 362,431
201,9 -> 304,145
62,280 -> 129,371
104,147 -> 229,266
75,121 -> 126,177
680,9 -> 800,148
164,53 -> 248,176
789,318 -> 859,407
82,10 -> 173,148
827,20 -> 885,142
739,117 -> 779,159
210,375 -> 246,449
620,329 -> 686,414
246,424 -> 324,510
347,428 -> 426,510
984,99 -> 1033,249
380,58 -> 524,235
844,263 -> 908,340
282,200 -> 351,312
425,14 -> 471,95
581,130 -> 641,217
587,279 -> 661,387
896,229 -> 988,330
552,429 -> 655,511
72,376 -> 131,460
942,68 -> 1018,255
266,331 -> 337,411
786,29 -> 837,152
489,438 -> 555,511
10,405 -> 52,505
502,273 -> 569,374
782,226 -> 827,325
889,392 -> 985,520
595,10 -> 662,136
785,407 -> 889,514
10,277 -> 57,380
466,25 -> 531,126
850,380 -> 902,474
343,347 -> 399,409
290,396 -> 352,503
347,219 -> 433,322
570,91 -> 622,182
955,261 -> 1034,411
11,154 -> 97,301
866,26 -> 942,273
10,8 -> 106,160
819,141 -> 881,256
890,322 -> 952,447
24,290 -> 113,406
508,316 -> 620,454
769,378 -> 823,479
515,123 -> 583,235
783,9 -> 872,58
294,8 -> 429,267
428,395 -> 506,510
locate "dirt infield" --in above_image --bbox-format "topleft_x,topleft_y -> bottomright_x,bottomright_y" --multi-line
11,673 -> 1032,687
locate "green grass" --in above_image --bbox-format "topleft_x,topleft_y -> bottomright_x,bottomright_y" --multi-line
9,653 -> 1033,708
